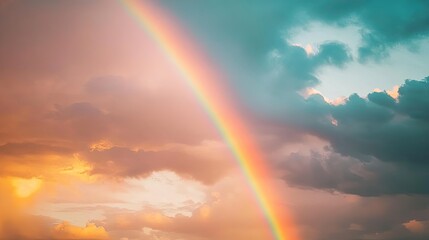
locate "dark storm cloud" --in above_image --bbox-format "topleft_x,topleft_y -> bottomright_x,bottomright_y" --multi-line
367,91 -> 397,108
270,41 -> 352,91
396,78 -> 429,121
293,0 -> 429,61
273,77 -> 429,195
314,42 -> 352,66
355,0 -> 429,62
281,151 -> 429,196
328,77 -> 429,166
163,0 -> 429,62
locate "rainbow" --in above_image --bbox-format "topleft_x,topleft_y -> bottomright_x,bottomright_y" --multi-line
120,1 -> 297,240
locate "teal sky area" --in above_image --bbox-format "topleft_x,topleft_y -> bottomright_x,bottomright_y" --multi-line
290,23 -> 429,99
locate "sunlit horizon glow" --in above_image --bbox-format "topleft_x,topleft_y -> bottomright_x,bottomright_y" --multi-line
12,177 -> 42,198
119,1 -> 298,240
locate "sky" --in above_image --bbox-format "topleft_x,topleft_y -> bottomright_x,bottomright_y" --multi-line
1,0 -> 429,240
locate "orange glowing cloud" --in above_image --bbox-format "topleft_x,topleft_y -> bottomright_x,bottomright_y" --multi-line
52,222 -> 109,240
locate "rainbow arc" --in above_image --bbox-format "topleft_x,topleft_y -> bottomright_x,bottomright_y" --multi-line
120,1 -> 298,239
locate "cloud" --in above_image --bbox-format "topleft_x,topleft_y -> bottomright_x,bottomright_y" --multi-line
52,221 -> 109,240
0,178 -> 109,240
291,0 -> 429,61
355,1 -> 429,62
84,144 -> 232,184
1,217 -> 109,240
164,0 -> 429,62
327,77 -> 429,166
83,75 -> 218,145
291,191 -> 429,240
101,177 -> 276,240
403,219 -> 427,234
280,149 -> 429,196
0,142 -> 73,156
268,41 -> 352,91
45,102 -> 109,142
396,77 -> 429,121
264,77 -> 429,196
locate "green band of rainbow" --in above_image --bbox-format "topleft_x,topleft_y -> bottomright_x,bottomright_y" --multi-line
120,1 -> 297,239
